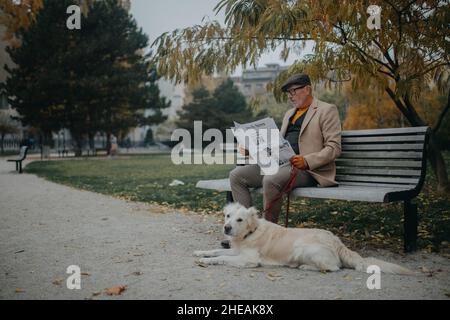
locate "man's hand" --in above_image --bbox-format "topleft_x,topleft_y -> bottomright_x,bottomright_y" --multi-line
290,155 -> 309,170
238,145 -> 249,156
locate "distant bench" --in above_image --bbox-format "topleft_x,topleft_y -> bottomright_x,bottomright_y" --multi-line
7,146 -> 29,173
196,127 -> 430,253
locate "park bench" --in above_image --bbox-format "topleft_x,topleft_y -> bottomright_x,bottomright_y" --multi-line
196,126 -> 430,252
7,146 -> 29,174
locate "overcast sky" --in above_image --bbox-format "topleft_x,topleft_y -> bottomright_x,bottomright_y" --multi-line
129,0 -> 311,75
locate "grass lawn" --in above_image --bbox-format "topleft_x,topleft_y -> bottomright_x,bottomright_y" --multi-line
26,153 -> 450,255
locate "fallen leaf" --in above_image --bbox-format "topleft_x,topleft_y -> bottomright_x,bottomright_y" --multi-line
15,288 -> 25,293
92,291 -> 102,297
195,261 -> 208,268
81,272 -> 90,276
52,279 -> 63,285
105,285 -> 127,296
266,272 -> 282,281
343,275 -> 352,281
419,266 -> 431,273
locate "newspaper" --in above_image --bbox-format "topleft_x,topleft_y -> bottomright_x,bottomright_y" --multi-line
232,117 -> 296,175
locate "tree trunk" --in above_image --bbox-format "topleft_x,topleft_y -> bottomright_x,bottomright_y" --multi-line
427,132 -> 450,193
1,134 -> 4,155
106,132 -> 111,155
72,133 -> 83,157
88,132 -> 95,155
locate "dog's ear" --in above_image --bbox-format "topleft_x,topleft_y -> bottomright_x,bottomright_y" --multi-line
223,202 -> 242,216
247,207 -> 259,217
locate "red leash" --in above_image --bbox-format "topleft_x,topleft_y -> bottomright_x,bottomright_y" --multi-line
262,165 -> 298,227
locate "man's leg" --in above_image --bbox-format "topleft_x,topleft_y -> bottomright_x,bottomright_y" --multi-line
262,166 -> 316,223
229,164 -> 263,208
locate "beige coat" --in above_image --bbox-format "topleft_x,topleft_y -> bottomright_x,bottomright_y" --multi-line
280,97 -> 342,187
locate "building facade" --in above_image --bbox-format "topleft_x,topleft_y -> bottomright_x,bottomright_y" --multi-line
232,63 -> 289,100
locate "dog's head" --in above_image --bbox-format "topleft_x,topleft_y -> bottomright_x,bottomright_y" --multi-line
223,202 -> 259,239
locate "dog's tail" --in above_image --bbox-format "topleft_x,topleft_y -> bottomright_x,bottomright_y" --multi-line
337,245 -> 414,275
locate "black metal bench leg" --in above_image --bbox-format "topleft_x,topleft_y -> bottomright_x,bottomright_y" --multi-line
19,161 -> 23,173
404,200 -> 418,253
226,191 -> 234,204
15,162 -> 18,171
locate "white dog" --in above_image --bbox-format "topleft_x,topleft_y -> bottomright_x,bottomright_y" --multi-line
194,203 -> 413,274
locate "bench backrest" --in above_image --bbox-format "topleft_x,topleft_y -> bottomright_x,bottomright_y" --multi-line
337,127 -> 429,195
18,146 -> 29,160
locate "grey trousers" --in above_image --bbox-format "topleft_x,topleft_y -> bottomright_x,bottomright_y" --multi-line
229,164 -> 317,223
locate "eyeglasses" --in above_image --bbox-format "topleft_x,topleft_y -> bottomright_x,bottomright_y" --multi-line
286,85 -> 306,96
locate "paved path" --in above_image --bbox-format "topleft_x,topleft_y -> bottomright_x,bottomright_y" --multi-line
0,157 -> 449,300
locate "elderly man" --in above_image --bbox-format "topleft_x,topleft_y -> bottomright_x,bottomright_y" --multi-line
228,73 -> 342,226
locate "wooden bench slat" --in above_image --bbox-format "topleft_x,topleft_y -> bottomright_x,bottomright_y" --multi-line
336,174 -> 419,184
335,158 -> 423,168
340,151 -> 423,159
342,143 -> 424,151
342,126 -> 429,136
342,135 -> 426,143
336,167 -> 422,176
196,179 -> 231,192
290,186 -> 411,202
337,181 -> 417,189
196,179 -> 414,203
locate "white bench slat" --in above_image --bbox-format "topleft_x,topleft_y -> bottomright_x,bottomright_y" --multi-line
335,174 -> 419,184
340,151 -> 423,159
195,179 -> 413,203
336,167 -> 422,177
338,181 -> 416,188
335,159 -> 423,168
342,143 -> 424,151
342,126 -> 428,136
342,135 -> 426,143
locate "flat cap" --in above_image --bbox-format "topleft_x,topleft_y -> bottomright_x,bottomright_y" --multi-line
281,73 -> 311,92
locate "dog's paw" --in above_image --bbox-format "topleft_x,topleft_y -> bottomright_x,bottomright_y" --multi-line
193,250 -> 208,257
198,258 -> 211,265
199,258 -> 222,265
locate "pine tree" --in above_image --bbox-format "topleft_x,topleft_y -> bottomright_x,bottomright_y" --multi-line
5,0 -> 169,155
176,78 -> 256,138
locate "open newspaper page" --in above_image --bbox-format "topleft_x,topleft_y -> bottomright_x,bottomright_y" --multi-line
232,117 -> 296,175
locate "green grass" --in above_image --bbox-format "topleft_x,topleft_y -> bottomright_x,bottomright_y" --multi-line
26,153 -> 450,254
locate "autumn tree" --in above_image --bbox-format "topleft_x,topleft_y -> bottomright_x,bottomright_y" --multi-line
0,0 -> 43,47
151,0 -> 450,192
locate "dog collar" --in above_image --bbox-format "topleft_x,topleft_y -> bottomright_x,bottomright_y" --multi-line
243,227 -> 257,240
